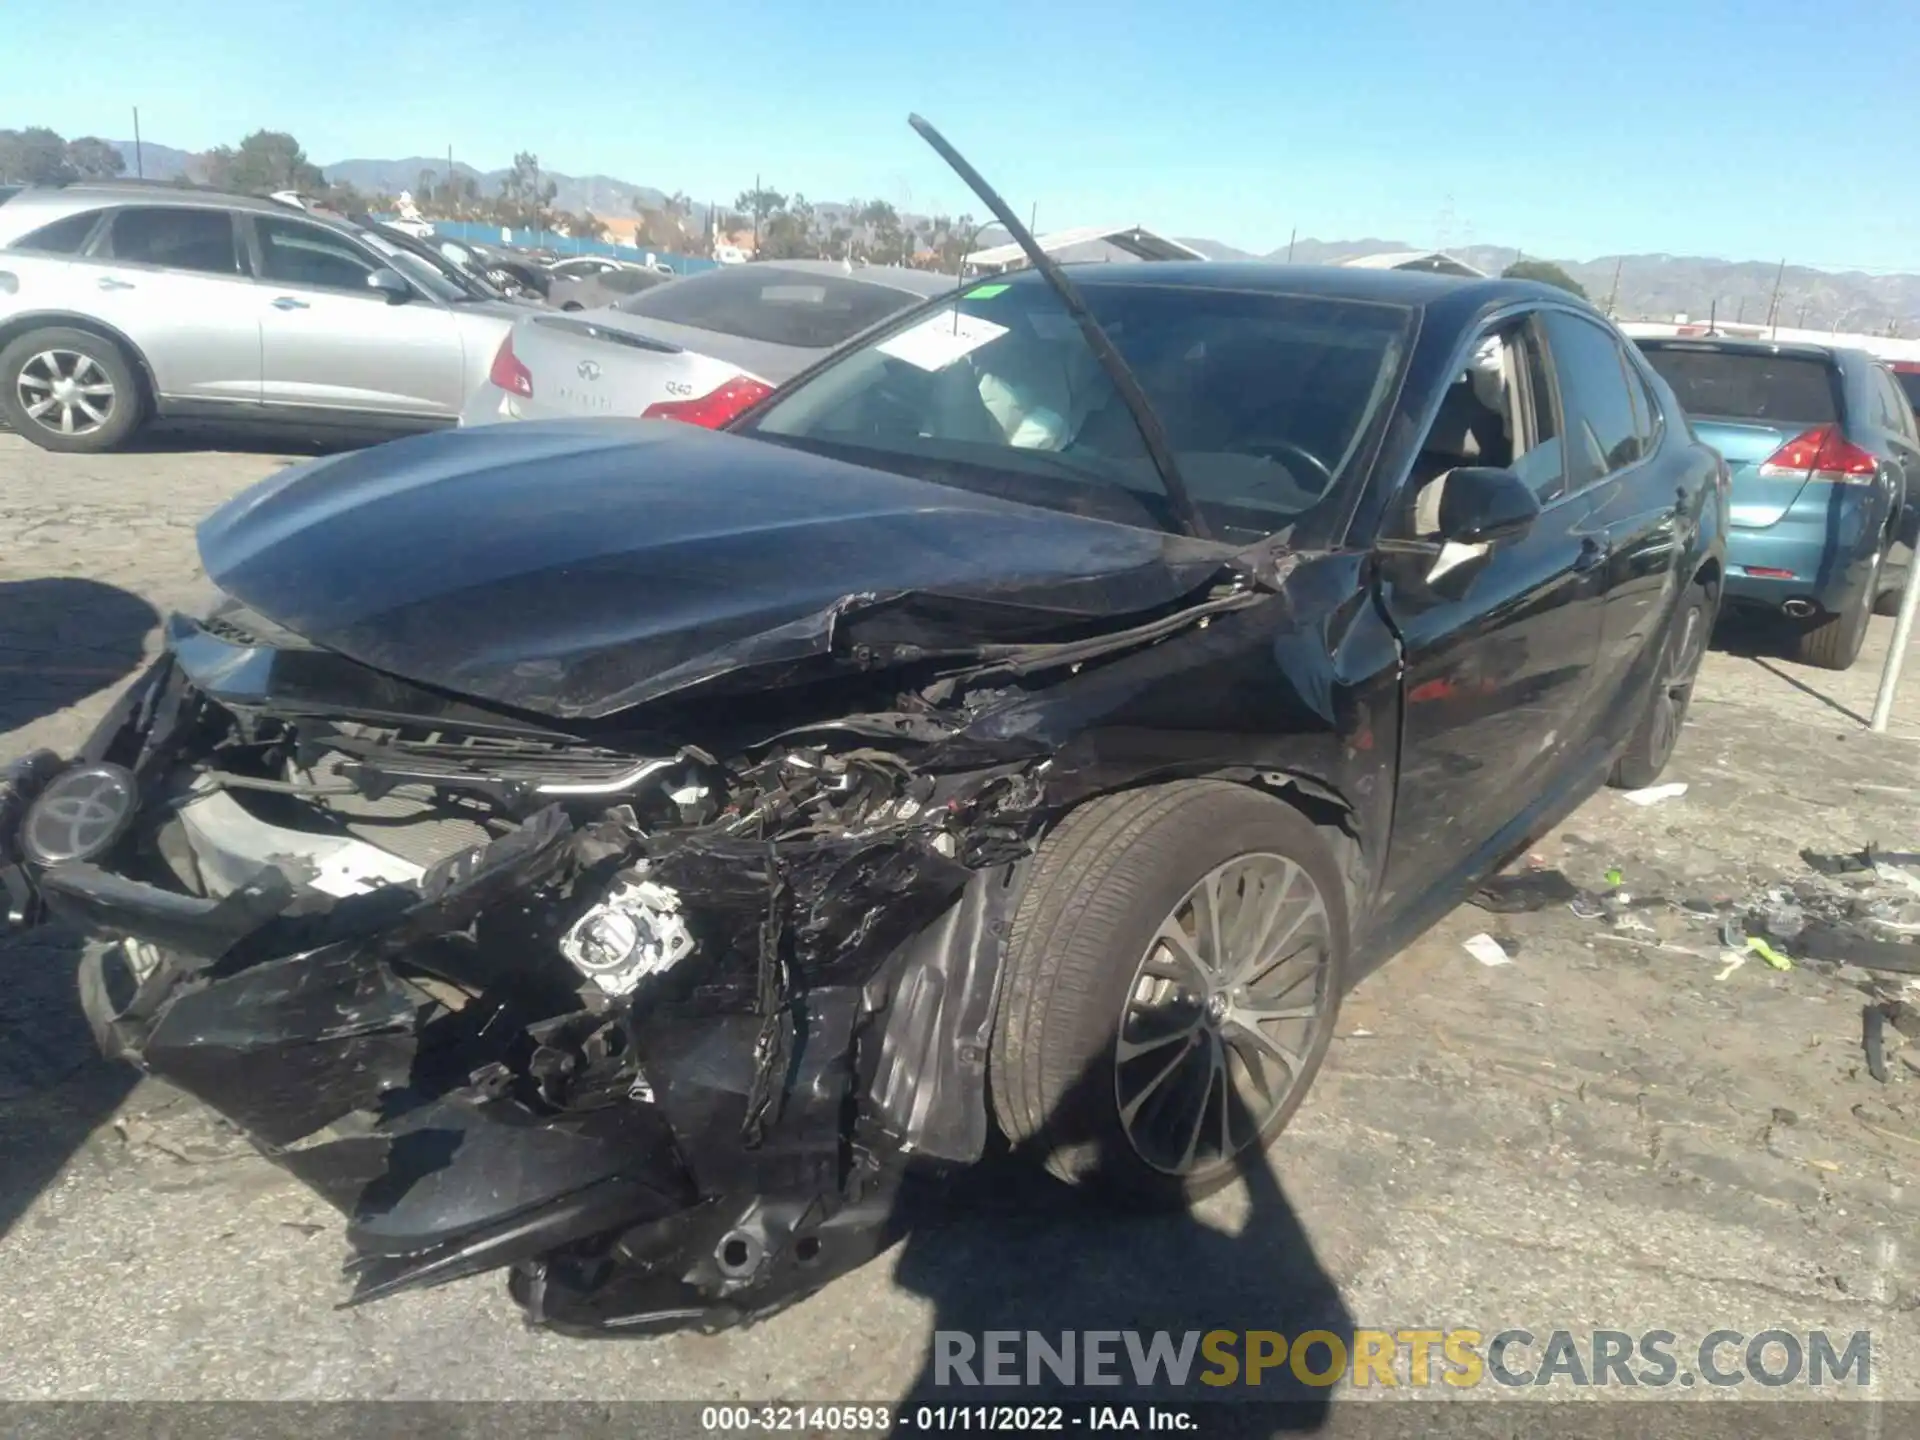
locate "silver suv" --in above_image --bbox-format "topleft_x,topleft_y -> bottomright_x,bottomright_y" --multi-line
0,183 -> 525,452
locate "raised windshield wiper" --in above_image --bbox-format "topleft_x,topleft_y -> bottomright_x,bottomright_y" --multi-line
907,113 -> 1212,542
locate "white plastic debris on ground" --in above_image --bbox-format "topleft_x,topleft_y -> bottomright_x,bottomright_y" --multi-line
1463,933 -> 1514,967
1622,781 -> 1688,806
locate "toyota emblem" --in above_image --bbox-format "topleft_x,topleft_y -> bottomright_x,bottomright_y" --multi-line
21,763 -> 138,867
577,360 -> 601,381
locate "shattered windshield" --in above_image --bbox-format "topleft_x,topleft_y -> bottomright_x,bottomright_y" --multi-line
745,278 -> 1412,540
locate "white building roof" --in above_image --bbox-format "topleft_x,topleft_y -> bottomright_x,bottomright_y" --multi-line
1339,250 -> 1486,278
965,224 -> 1209,272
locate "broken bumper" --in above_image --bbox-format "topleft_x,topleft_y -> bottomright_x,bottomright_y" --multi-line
9,649 -> 1021,1334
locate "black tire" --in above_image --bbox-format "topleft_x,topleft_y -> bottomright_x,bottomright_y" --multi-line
1610,581 -> 1714,790
1791,548 -> 1880,671
0,326 -> 144,453
989,780 -> 1347,1207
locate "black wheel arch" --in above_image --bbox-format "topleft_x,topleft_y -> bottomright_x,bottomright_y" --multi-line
1035,764 -> 1370,946
0,311 -> 159,413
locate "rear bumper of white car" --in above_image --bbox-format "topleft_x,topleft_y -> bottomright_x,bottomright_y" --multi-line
459,383 -> 522,427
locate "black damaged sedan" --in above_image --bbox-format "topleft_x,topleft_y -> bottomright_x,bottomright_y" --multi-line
0,261 -> 1725,1334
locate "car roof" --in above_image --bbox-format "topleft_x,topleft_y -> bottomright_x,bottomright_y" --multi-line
1,181 -> 309,217
1633,334 -> 1870,366
746,259 -> 958,298
981,258 -> 1586,312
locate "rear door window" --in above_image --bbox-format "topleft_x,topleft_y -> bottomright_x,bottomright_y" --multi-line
617,266 -> 918,348
1871,367 -> 1914,440
8,209 -> 105,255
103,207 -> 242,275
1637,345 -> 1838,425
1538,311 -> 1644,488
1893,367 -> 1920,418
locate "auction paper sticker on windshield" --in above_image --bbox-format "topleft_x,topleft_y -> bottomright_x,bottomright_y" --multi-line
877,310 -> 1009,371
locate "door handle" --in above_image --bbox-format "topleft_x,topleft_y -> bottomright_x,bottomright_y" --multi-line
271,296 -> 310,311
96,276 -> 135,291
1574,537 -> 1610,572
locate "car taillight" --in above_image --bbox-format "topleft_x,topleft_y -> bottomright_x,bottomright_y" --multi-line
488,335 -> 533,398
1757,425 -> 1877,485
642,375 -> 774,428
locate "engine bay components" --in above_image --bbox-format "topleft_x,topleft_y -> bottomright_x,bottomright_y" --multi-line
559,874 -> 696,995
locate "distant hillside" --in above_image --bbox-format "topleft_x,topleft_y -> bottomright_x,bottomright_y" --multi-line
108,139 -> 196,180
95,138 -> 1920,333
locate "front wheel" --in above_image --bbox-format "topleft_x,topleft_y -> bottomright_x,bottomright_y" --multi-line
989,781 -> 1346,1207
0,327 -> 144,453
1610,580 -> 1713,789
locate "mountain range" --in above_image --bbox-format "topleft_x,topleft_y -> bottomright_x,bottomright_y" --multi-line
108,140 -> 1920,334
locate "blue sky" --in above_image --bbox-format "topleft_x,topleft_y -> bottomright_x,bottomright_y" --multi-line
11,0 -> 1919,270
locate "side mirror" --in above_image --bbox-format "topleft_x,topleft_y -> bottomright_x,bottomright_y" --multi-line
1437,466 -> 1540,545
366,268 -> 412,303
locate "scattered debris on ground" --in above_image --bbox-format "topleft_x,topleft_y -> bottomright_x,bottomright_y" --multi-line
1461,933 -> 1515,967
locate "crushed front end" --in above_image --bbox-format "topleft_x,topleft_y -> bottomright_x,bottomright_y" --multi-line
0,607 -> 1050,1334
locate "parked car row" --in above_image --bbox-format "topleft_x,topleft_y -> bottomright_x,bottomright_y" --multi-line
0,182 -> 953,448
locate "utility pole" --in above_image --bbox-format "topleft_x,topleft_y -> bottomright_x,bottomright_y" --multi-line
1765,257 -> 1786,337
1605,257 -> 1623,317
1736,296 -> 1747,323
1797,299 -> 1810,327
752,172 -> 761,252
132,107 -> 143,178
1286,227 -> 1297,263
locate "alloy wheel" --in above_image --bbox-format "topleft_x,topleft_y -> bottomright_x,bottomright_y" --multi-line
15,349 -> 117,437
1114,853 -> 1333,1177
1648,597 -> 1710,763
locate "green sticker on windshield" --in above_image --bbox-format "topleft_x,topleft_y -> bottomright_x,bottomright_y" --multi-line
966,283 -> 1009,299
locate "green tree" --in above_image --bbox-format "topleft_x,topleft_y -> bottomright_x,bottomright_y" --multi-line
927,214 -> 986,273
201,130 -> 326,195
858,199 -> 905,264
0,127 -> 76,183
496,151 -> 557,230
759,192 -> 819,260
64,136 -> 124,179
1503,258 -> 1587,299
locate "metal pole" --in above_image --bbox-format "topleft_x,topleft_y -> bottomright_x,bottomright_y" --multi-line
1286,227 -> 1296,263
1871,541 -> 1920,731
1605,257 -> 1623,316
1766,257 -> 1786,337
132,107 -> 142,178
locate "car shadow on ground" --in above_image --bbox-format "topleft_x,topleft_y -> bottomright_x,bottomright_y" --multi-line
1709,608 -> 1874,726
0,577 -> 158,738
112,421 -> 405,458
885,1057 -> 1348,1427
0,576 -> 159,1241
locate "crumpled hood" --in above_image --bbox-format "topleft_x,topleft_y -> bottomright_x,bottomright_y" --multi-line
198,420 -> 1233,719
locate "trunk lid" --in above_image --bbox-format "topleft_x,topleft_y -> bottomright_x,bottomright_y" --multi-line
1690,418 -> 1810,528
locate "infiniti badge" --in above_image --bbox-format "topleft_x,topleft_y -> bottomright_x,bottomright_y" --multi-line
577,360 -> 601,381
21,763 -> 138,866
